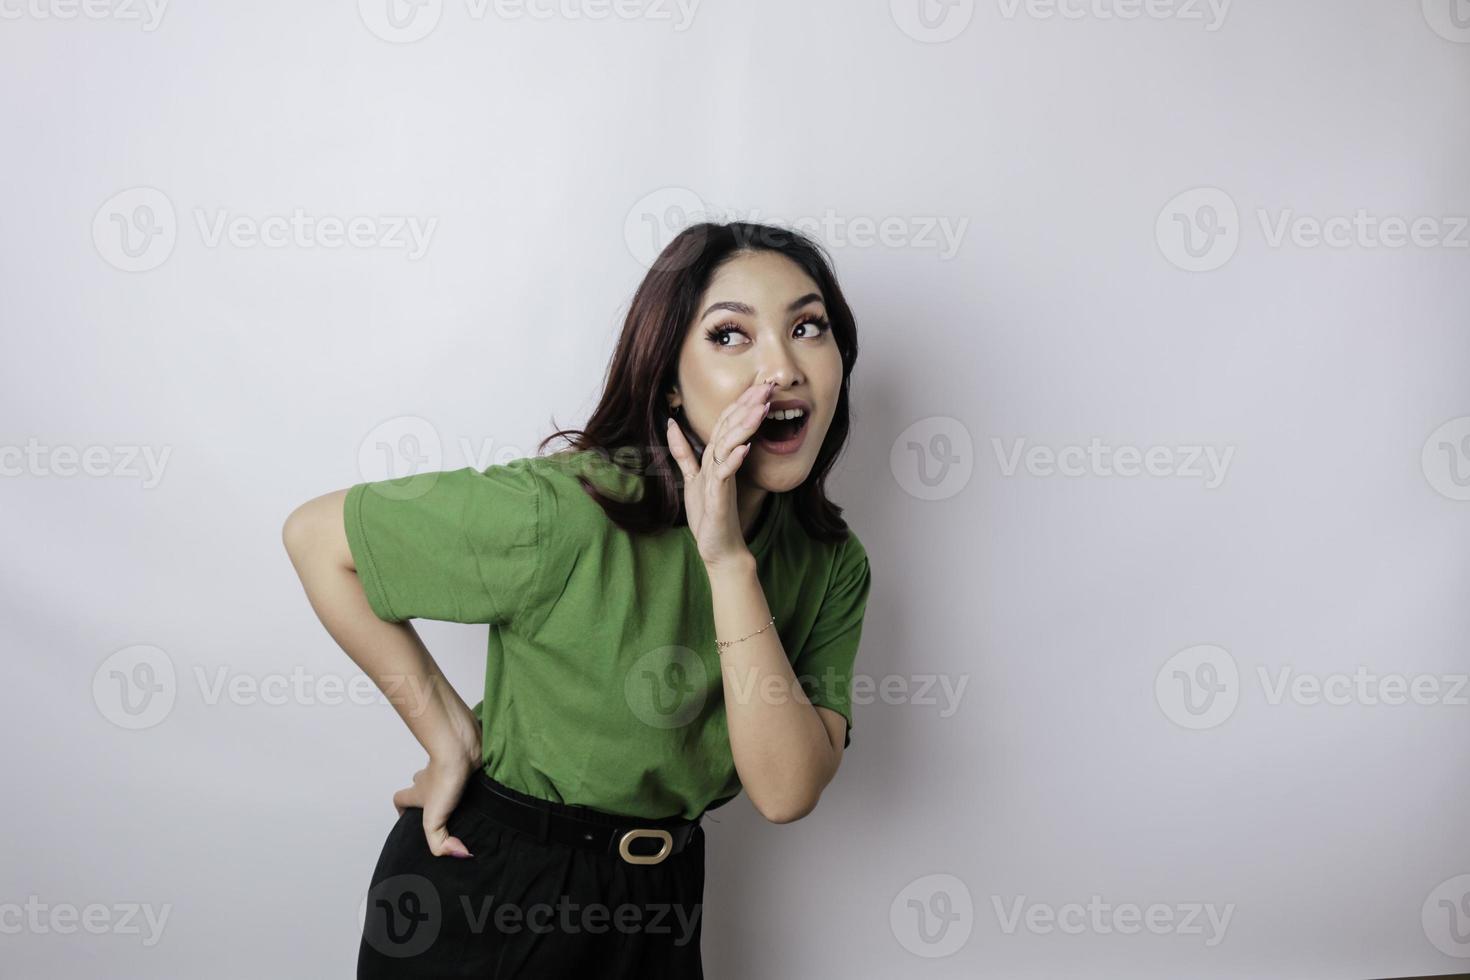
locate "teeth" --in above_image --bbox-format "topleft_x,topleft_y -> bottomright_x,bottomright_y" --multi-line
764,407 -> 806,421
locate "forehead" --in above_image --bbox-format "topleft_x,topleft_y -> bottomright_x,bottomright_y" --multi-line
701,250 -> 822,305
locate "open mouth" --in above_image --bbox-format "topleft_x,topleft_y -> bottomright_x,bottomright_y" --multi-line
755,410 -> 810,453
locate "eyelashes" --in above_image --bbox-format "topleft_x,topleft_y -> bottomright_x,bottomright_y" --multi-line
704,313 -> 831,348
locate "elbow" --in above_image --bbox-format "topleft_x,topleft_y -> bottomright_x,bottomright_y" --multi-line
758,793 -> 820,825
282,500 -> 328,565
281,504 -> 310,559
282,490 -> 352,569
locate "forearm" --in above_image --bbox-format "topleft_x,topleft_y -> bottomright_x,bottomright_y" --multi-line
284,496 -> 479,768
706,555 -> 836,823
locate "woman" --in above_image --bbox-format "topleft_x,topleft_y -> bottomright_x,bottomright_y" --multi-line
282,220 -> 873,977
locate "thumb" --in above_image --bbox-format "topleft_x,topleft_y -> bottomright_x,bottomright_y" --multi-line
665,418 -> 696,480
425,822 -> 473,859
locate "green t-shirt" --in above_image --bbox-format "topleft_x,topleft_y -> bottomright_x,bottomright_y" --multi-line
342,447 -> 872,820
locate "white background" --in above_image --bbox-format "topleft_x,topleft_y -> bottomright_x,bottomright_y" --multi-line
3,0 -> 1469,977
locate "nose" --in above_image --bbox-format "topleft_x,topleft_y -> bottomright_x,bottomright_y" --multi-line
758,356 -> 801,390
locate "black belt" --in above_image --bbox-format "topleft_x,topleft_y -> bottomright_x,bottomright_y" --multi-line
461,770 -> 702,866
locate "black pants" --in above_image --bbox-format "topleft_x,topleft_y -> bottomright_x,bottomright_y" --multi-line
356,770 -> 706,978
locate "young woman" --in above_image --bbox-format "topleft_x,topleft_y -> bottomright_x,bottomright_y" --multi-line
282,220 -> 873,978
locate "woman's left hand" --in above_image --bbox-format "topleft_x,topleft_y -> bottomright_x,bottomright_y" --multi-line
666,379 -> 774,569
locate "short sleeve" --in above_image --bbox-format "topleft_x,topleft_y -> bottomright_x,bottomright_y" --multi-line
793,532 -> 872,750
342,458 -> 544,625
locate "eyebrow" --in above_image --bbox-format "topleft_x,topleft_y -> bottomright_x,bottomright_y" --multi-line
699,292 -> 825,321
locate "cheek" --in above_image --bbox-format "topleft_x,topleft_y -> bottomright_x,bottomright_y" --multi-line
810,346 -> 843,389
813,359 -> 844,416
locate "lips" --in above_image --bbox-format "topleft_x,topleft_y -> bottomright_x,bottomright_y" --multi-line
755,407 -> 810,455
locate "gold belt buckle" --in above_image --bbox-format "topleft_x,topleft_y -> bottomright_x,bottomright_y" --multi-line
618,828 -> 673,865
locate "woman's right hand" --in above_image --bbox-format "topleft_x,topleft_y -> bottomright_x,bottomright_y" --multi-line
392,755 -> 477,859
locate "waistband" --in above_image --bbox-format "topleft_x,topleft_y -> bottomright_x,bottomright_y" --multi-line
461,769 -> 702,865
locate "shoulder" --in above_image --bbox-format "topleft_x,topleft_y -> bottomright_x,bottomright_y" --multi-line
786,505 -> 869,580
775,503 -> 871,615
519,448 -> 645,511
828,526 -> 871,594
511,448 -> 648,545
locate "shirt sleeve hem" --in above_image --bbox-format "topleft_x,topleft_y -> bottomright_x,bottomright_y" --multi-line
343,482 -> 401,623
509,460 -> 548,629
809,700 -> 853,749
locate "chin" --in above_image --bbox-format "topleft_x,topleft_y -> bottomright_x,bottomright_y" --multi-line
748,455 -> 813,491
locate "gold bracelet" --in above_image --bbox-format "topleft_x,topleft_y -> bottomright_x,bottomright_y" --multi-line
715,614 -> 776,655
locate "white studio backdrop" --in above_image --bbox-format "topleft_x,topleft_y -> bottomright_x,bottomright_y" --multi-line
3,1 -> 1469,977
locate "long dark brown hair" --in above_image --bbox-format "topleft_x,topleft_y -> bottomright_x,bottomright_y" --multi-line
537,220 -> 862,545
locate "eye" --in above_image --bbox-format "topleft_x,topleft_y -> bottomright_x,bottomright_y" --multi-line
704,322 -> 751,348
794,313 -> 831,339
703,313 -> 831,349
